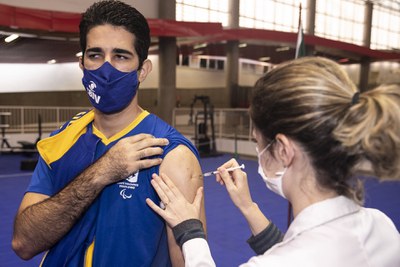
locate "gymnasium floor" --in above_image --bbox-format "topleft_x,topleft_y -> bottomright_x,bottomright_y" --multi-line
1,153 -> 399,267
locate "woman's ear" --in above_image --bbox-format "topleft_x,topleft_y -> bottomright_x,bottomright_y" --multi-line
275,133 -> 295,167
138,59 -> 153,83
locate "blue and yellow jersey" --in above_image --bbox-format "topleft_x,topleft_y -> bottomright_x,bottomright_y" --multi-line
27,109 -> 198,267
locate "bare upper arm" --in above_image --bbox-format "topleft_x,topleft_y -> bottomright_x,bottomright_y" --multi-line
17,192 -> 50,215
160,145 -> 203,202
159,145 -> 206,267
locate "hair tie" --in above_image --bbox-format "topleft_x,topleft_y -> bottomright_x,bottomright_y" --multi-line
351,92 -> 360,105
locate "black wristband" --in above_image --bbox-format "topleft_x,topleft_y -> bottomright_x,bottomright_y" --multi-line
172,219 -> 206,248
247,221 -> 284,255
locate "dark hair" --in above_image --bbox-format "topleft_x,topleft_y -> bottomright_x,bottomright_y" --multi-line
79,0 -> 150,69
250,56 -> 400,202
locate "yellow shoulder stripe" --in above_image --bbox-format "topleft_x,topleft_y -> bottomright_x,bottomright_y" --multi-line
37,110 -> 95,166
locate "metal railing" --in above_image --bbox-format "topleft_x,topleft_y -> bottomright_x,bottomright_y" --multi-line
0,106 -> 90,134
173,107 -> 252,141
0,105 -> 253,141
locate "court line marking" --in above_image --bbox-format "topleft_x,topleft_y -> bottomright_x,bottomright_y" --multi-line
0,172 -> 33,179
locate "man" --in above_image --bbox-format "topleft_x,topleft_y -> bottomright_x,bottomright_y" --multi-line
12,1 -> 205,266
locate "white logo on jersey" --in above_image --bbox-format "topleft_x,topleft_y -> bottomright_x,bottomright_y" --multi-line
120,189 -> 132,199
118,171 -> 139,200
126,171 -> 139,183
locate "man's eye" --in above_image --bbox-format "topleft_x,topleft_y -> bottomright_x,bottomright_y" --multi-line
116,55 -> 128,60
87,54 -> 100,59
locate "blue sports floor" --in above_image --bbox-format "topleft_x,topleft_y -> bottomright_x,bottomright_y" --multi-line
1,153 -> 399,267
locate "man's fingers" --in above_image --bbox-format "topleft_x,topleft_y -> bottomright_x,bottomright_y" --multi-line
136,147 -> 164,159
134,158 -> 163,170
125,133 -> 155,143
124,135 -> 169,150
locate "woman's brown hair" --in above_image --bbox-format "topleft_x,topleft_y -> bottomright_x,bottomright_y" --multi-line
250,56 -> 400,202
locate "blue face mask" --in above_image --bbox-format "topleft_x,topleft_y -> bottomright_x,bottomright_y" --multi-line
82,62 -> 139,114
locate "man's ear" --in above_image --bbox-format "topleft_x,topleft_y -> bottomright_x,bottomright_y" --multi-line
138,59 -> 152,83
275,133 -> 295,167
79,56 -> 84,70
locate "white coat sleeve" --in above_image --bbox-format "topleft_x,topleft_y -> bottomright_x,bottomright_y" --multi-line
182,238 -> 216,267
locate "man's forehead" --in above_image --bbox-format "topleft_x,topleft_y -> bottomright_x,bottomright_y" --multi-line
86,24 -> 136,42
85,25 -> 136,52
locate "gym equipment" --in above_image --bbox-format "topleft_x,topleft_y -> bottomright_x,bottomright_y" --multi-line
19,114 -> 42,170
18,114 -> 42,154
189,95 -> 218,157
0,112 -> 12,151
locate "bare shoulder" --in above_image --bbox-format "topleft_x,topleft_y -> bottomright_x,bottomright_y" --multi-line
163,145 -> 198,165
159,145 -> 202,197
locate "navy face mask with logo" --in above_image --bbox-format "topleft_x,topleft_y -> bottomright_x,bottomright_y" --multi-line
82,62 -> 139,114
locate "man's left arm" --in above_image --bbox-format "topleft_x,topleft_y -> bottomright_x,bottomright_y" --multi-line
159,145 -> 206,267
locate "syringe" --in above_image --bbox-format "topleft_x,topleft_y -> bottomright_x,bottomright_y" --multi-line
202,164 -> 245,177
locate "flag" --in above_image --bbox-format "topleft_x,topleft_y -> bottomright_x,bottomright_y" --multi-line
295,22 -> 306,58
295,4 -> 306,59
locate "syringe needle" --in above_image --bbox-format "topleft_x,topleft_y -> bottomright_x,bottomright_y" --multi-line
202,164 -> 245,177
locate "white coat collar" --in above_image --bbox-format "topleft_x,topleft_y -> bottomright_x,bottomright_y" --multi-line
284,196 -> 361,241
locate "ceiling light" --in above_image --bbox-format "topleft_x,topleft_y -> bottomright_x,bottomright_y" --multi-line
47,59 -> 57,64
148,45 -> 159,52
0,31 -> 36,38
275,46 -> 290,52
194,43 -> 207,49
76,52 -> 83,57
239,43 -> 247,48
259,57 -> 270,61
192,51 -> 203,55
5,34 -> 19,43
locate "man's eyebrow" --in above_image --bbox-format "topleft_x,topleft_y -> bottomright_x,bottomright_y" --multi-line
85,48 -> 134,56
85,47 -> 102,53
113,48 -> 134,56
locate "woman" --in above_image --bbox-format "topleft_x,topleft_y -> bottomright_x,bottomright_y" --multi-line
146,57 -> 400,267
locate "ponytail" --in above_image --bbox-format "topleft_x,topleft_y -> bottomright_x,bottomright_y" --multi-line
334,84 -> 400,180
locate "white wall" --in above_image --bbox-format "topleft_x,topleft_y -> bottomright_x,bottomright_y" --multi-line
329,62 -> 400,88
342,64 -> 360,86
177,67 -> 225,89
0,55 -> 158,93
0,57 -> 398,93
0,63 -> 83,93
0,0 -> 159,18
371,61 -> 400,85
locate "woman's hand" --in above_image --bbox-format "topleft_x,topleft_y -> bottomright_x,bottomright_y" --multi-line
216,158 -> 255,213
217,159 -> 271,235
146,173 -> 203,228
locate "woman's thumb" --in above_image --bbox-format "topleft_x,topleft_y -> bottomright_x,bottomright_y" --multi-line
193,187 -> 203,208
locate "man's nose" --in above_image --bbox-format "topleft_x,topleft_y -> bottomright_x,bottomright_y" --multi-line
104,53 -> 114,65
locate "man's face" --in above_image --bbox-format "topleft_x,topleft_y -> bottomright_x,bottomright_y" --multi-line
82,24 -> 139,73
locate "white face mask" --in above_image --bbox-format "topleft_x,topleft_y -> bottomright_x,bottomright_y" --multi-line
256,144 -> 288,199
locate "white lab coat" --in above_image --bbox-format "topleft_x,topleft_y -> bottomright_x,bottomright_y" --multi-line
182,196 -> 400,267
